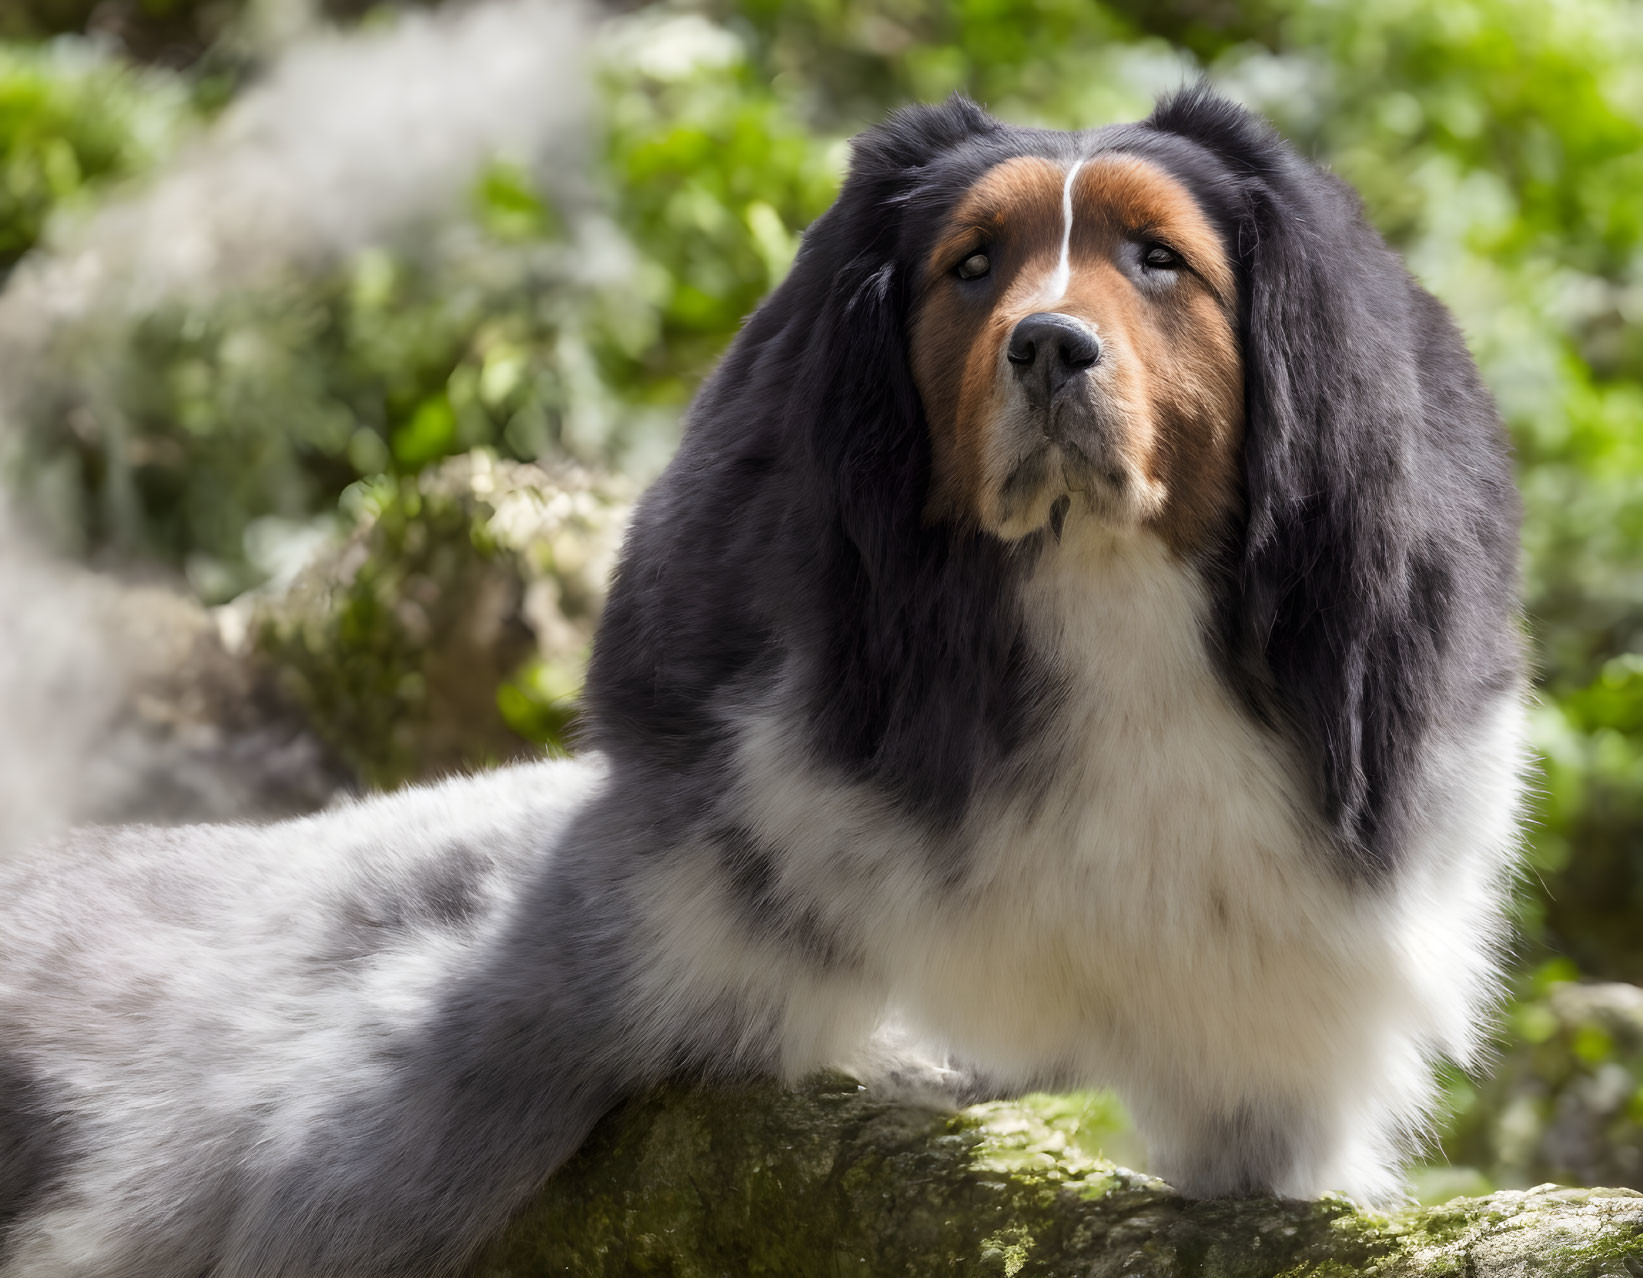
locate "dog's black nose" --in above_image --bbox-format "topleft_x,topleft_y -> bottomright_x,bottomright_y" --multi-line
1007,312 -> 1101,407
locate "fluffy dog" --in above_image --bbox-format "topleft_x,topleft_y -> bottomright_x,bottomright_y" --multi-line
0,87 -> 1526,1276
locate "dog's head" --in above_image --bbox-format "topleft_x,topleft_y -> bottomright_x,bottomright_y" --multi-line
788,92 -> 1258,561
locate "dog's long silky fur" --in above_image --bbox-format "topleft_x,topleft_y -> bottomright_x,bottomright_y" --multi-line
1,89 -> 1526,1276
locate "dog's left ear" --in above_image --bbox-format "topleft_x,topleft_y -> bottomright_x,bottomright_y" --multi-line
788,95 -> 999,564
774,97 -> 1031,817
1148,87 -> 1522,878
587,96 -> 1017,815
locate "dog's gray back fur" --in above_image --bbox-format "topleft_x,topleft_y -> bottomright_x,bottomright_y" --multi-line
0,759 -> 617,1275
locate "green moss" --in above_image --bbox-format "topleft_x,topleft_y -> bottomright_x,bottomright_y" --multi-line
471,1079 -> 1643,1277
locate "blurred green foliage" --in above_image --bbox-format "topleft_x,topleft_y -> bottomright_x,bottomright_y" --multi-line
252,451 -> 624,788
67,239 -> 603,598
0,41 -> 194,270
1436,959 -> 1643,1194
1,0 -> 1641,1182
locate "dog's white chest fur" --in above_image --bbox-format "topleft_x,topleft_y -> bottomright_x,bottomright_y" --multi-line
731,528 -> 1519,1200
885,533 -> 1359,1081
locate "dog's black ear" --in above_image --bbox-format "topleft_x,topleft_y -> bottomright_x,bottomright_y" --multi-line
773,96 -> 1033,818
788,94 -> 999,502
848,94 -> 999,178
723,94 -> 999,548
753,93 -> 999,578
585,95 -> 1026,817
1149,87 -> 1522,877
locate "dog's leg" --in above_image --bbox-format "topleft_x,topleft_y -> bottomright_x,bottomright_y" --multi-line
221,794 -> 883,1277
838,1020 -> 1083,1112
1123,1068 -> 1414,1206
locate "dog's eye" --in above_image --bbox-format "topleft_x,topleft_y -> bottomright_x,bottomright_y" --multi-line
1142,244 -> 1182,271
955,251 -> 991,280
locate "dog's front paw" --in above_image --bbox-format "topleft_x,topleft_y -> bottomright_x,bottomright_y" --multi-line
838,1022 -> 1010,1111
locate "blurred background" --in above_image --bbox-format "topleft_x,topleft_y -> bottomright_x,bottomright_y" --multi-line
0,0 -> 1639,1203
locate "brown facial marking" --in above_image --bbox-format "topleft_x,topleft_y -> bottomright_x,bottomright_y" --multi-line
911,151 -> 1243,555
913,156 -> 1068,525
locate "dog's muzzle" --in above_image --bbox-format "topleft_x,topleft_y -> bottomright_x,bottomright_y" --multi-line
994,312 -> 1139,539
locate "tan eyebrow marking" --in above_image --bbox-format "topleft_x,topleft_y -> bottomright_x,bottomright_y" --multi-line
1071,154 -> 1235,305
923,155 -> 1066,286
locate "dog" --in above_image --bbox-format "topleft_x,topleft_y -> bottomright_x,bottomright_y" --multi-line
0,86 -> 1526,1276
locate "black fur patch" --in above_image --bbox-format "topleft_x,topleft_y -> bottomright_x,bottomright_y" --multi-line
715,826 -> 859,971
1145,85 -> 1523,878
0,1052 -> 71,1256
412,844 -> 491,928
314,846 -> 493,972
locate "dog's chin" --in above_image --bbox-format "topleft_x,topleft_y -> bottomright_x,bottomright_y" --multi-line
985,448 -> 1153,545
1070,464 -> 1159,535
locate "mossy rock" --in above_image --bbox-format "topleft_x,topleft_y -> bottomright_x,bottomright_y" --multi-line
477,1076 -> 1643,1277
253,450 -> 629,790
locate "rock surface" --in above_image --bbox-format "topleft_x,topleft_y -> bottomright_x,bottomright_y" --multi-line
475,1076 -> 1643,1277
0,450 -> 625,847
0,533 -> 342,854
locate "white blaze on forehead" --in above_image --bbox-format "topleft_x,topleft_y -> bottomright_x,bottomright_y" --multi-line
1040,156 -> 1087,305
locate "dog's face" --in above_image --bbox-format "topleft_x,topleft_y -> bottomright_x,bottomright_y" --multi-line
911,149 -> 1242,552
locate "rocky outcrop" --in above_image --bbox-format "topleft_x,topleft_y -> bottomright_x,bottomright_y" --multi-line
0,451 -> 623,846
476,1076 -> 1643,1277
251,450 -> 629,788
0,533 -> 341,853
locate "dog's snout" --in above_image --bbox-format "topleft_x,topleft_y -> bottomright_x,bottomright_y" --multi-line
1007,312 -> 1101,406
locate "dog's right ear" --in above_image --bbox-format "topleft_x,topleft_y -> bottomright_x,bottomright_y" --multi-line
848,94 -> 999,181
776,95 -> 1028,824
795,96 -> 999,287
786,96 -> 999,575
586,95 -> 1020,817
1147,85 -> 1523,879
